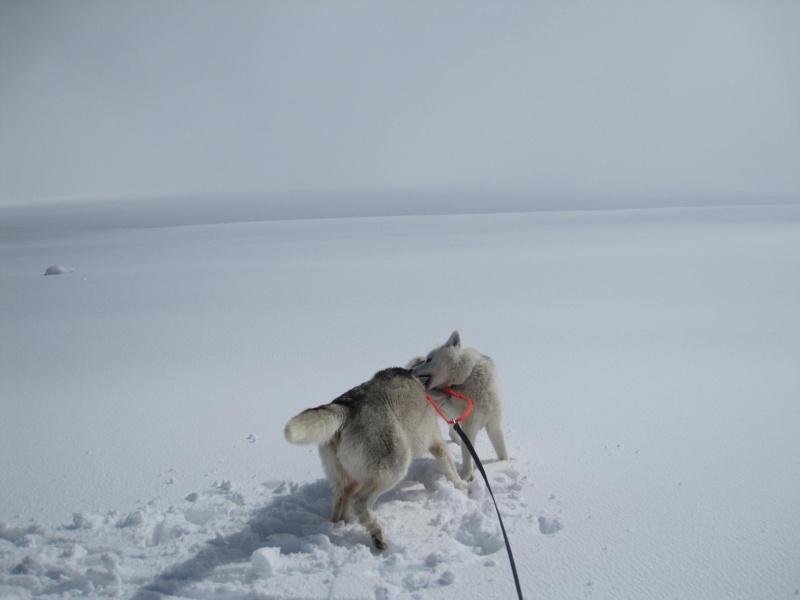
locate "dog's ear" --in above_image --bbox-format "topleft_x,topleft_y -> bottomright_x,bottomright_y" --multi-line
406,356 -> 426,369
446,330 -> 461,348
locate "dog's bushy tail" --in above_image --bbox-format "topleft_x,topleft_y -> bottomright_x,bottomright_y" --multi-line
284,404 -> 346,445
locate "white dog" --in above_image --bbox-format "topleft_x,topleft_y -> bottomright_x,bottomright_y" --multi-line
409,331 -> 509,479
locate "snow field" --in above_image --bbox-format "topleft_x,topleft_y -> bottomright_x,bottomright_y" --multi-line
1,199 -> 799,598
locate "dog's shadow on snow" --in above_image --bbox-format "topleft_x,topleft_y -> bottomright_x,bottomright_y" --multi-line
131,459 -> 448,600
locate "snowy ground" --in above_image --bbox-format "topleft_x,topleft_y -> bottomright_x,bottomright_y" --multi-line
1,197 -> 799,599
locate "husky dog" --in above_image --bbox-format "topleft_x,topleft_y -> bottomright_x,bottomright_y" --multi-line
409,331 -> 509,479
284,367 -> 464,549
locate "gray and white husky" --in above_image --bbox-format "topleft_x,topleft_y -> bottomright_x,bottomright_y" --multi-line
284,367 -> 464,549
409,331 -> 509,479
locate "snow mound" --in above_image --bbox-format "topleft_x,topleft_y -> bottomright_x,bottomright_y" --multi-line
0,463 -> 528,598
250,546 -> 280,576
537,516 -> 563,535
43,265 -> 73,276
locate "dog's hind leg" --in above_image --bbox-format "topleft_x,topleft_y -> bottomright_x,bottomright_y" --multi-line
486,416 -> 509,461
351,457 -> 409,550
320,438 -> 358,522
429,440 -> 466,490
351,479 -> 390,549
332,479 -> 360,522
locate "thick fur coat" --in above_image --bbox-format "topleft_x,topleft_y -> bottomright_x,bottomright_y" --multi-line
284,368 -> 464,549
409,331 -> 509,479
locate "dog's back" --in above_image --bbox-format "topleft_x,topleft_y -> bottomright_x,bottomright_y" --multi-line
334,368 -> 442,472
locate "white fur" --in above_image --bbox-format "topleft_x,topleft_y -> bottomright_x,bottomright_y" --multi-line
410,331 -> 509,479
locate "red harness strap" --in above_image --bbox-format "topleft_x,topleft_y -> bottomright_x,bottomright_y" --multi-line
426,387 -> 474,424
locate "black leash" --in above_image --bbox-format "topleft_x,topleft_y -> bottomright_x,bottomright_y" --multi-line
426,387 -> 524,599
452,422 -> 524,600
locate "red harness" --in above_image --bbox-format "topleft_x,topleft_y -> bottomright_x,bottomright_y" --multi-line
426,387 -> 474,424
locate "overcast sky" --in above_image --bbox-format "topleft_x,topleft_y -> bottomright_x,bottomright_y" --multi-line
2,1 -> 799,203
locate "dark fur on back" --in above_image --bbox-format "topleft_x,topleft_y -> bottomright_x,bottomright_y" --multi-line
331,368 -> 417,407
284,366 -> 462,549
